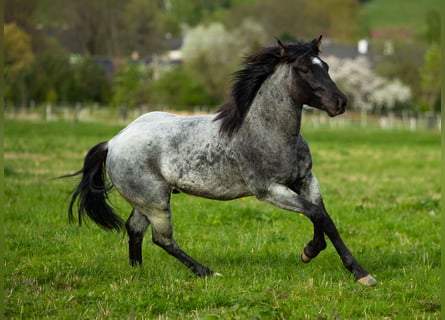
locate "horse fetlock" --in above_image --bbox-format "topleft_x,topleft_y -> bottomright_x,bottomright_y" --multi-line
301,240 -> 325,263
301,245 -> 315,263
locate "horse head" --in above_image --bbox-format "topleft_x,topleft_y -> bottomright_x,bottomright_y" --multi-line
279,36 -> 347,117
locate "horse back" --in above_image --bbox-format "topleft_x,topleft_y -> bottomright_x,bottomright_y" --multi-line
107,112 -> 250,200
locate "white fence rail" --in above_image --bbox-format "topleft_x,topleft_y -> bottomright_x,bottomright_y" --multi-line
5,105 -> 442,132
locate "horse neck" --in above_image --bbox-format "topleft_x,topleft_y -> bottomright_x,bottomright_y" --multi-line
242,64 -> 302,137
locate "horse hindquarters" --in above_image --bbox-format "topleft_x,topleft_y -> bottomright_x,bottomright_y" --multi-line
106,138 -> 216,277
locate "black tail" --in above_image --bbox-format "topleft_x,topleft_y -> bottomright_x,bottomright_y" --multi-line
65,141 -> 124,231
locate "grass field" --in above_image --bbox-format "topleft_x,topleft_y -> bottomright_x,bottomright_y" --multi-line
4,119 -> 441,319
361,0 -> 440,31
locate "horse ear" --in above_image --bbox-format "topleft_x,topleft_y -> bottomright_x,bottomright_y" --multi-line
314,35 -> 323,51
275,37 -> 288,57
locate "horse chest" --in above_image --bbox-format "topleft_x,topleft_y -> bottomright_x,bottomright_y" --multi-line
234,139 -> 299,182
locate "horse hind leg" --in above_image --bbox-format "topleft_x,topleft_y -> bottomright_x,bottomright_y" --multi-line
149,204 -> 215,277
126,209 -> 150,266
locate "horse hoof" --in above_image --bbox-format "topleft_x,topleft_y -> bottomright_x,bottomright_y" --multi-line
301,250 -> 312,263
213,272 -> 223,277
356,274 -> 377,286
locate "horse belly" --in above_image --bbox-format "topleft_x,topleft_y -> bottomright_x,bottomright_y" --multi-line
162,151 -> 251,200
174,169 -> 251,200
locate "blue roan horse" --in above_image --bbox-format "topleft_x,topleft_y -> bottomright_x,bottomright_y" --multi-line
66,36 -> 376,286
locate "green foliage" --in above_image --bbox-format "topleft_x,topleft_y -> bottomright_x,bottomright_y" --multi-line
4,23 -> 34,74
69,58 -> 112,104
151,66 -> 216,110
4,119 -> 441,319
111,61 -> 152,109
6,54 -> 111,106
419,43 -> 441,111
4,23 -> 35,107
423,9 -> 441,44
372,42 -> 423,108
166,0 -> 243,27
123,0 -> 179,55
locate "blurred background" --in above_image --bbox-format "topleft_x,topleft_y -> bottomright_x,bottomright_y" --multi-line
4,0 -> 441,129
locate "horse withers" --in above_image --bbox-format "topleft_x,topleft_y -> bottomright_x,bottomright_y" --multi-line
64,36 -> 376,286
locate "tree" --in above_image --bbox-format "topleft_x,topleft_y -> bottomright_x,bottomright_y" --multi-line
4,23 -> 35,107
4,0 -> 38,28
151,66 -> 215,110
419,44 -> 441,111
181,21 -> 267,104
55,0 -> 126,56
232,0 -> 311,41
67,58 -> 112,104
424,9 -> 441,44
418,9 -> 441,112
53,0 -> 180,56
166,0 -> 238,27
112,61 -> 152,110
324,55 -> 412,113
122,0 -> 179,55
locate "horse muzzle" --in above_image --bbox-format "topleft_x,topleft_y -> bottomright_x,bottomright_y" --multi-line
326,95 -> 347,117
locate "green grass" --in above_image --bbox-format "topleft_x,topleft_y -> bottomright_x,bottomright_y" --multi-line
5,119 -> 441,319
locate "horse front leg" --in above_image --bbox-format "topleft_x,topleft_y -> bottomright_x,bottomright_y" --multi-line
316,202 -> 376,285
294,174 -> 327,263
301,223 -> 326,263
260,181 -> 376,286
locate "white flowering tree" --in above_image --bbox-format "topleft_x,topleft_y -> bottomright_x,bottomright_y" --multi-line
182,20 -> 268,64
323,55 -> 412,114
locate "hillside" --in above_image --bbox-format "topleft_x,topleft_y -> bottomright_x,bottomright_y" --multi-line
361,0 -> 440,36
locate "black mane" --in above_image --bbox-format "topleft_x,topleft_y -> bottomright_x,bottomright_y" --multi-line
214,38 -> 321,136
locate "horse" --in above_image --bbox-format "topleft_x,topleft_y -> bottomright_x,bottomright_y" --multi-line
65,36 -> 376,286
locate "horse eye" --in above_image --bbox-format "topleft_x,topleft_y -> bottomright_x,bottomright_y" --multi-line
295,65 -> 309,74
